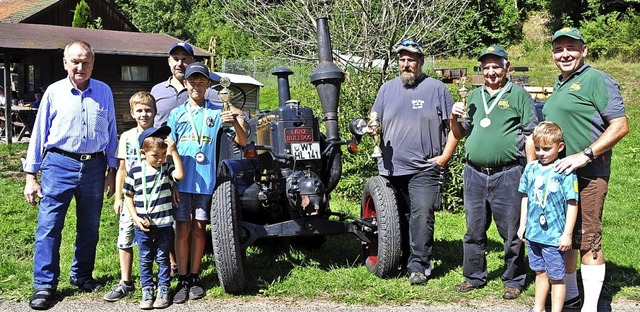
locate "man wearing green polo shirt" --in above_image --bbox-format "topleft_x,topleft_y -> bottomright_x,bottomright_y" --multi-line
451,44 -> 537,300
543,27 -> 629,312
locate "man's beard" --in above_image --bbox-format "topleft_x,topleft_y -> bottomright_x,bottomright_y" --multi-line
400,71 -> 421,86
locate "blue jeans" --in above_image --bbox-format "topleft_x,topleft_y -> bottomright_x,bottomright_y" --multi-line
135,226 -> 172,288
33,151 -> 106,290
461,163 -> 526,288
386,164 -> 445,274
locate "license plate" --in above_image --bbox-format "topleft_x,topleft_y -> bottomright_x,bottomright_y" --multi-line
291,142 -> 321,160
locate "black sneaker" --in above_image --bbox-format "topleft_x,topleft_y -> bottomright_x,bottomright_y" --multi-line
103,280 -> 135,302
172,278 -> 189,304
409,272 -> 428,285
188,274 -> 205,300
69,277 -> 103,292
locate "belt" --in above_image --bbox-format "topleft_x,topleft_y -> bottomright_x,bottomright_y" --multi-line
48,147 -> 104,161
469,161 -> 520,175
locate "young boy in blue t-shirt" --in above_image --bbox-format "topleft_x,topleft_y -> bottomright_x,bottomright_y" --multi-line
518,121 -> 579,312
123,126 -> 184,309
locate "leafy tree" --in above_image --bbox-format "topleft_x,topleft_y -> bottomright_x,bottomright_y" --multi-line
113,0 -> 195,43
218,0 -> 472,83
72,0 -> 93,28
113,0 -> 262,65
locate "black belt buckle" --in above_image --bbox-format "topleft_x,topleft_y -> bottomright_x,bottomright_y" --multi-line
79,154 -> 93,161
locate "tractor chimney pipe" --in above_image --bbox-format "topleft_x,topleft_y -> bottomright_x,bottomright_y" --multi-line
310,17 -> 344,141
272,67 -> 293,107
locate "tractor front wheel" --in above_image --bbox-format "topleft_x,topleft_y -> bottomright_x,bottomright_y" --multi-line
211,179 -> 247,294
361,176 -> 401,277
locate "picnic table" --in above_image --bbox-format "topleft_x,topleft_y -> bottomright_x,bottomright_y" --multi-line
1,105 -> 38,140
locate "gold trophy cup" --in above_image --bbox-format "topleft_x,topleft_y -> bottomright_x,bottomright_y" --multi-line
457,85 -> 469,123
368,111 -> 382,158
218,77 -> 233,126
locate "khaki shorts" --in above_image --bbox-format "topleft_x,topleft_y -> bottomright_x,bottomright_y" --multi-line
572,176 -> 609,253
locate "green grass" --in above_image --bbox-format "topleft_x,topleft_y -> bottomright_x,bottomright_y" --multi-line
1,59 -> 639,306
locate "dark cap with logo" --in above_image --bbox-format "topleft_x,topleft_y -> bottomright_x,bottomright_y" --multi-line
169,42 -> 194,56
478,44 -> 509,61
138,125 -> 171,147
184,62 -> 211,80
551,27 -> 585,43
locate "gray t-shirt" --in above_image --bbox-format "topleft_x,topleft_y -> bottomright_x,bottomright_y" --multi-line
372,75 -> 454,176
151,77 -> 222,127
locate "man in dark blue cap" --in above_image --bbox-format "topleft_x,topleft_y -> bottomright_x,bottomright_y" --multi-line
451,44 -> 538,300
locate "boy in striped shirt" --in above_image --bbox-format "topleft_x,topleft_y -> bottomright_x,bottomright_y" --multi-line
123,125 -> 184,309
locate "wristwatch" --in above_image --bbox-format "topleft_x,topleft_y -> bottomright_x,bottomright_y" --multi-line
583,147 -> 595,160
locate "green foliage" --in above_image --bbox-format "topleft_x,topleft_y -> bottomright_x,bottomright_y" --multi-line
445,0 -> 524,57
580,9 -> 640,60
114,0 -> 196,42
72,0 -> 93,28
333,71 -> 380,199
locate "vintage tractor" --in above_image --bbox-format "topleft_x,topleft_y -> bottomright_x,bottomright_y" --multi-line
210,17 -> 402,294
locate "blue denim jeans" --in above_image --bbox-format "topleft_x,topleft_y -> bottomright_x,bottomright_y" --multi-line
135,226 -> 172,288
461,163 -> 526,289
386,164 -> 445,275
33,151 -> 106,290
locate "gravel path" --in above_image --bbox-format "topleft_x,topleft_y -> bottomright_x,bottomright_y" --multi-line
1,297 -> 639,312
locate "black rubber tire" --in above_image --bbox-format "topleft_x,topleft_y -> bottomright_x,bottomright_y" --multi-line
361,176 -> 402,277
211,179 -> 247,294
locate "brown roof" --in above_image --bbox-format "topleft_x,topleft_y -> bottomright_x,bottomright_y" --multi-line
0,22 -> 210,57
0,0 -> 58,23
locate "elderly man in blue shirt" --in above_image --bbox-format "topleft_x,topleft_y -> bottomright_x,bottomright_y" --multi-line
23,40 -> 118,310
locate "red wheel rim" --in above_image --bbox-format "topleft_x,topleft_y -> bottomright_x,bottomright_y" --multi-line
362,195 -> 378,266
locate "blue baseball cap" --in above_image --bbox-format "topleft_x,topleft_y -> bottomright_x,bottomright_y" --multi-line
138,126 -> 171,147
185,62 -> 211,80
169,42 -> 194,56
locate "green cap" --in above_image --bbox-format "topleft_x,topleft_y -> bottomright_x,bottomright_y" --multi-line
477,44 -> 508,61
552,27 -> 585,43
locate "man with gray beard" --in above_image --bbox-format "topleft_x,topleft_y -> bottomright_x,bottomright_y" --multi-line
371,39 -> 459,286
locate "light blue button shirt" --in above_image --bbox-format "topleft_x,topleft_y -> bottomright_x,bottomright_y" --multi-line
24,77 -> 118,173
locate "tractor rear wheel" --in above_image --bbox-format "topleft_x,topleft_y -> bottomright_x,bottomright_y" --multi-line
211,179 -> 247,294
361,176 -> 401,277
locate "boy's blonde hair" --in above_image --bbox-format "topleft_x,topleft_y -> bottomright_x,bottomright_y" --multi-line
141,136 -> 168,152
129,91 -> 157,113
532,121 -> 564,145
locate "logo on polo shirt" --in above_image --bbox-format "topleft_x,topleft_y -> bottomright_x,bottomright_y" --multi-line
570,82 -> 581,91
412,99 -> 424,109
498,99 -> 510,109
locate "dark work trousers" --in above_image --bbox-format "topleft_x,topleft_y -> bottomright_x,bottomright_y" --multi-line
461,163 -> 526,289
386,164 -> 445,275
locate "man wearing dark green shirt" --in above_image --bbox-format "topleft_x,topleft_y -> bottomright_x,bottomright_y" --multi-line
542,27 -> 629,311
451,45 -> 537,300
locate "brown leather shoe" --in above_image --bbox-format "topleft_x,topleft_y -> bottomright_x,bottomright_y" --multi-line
503,286 -> 522,299
455,281 -> 481,293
